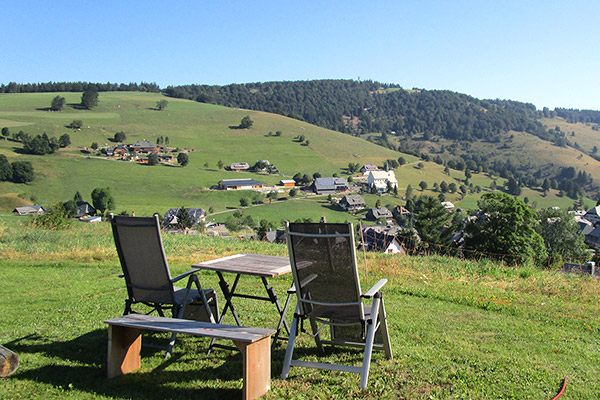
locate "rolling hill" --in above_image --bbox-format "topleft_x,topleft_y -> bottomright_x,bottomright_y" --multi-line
0,91 -> 595,223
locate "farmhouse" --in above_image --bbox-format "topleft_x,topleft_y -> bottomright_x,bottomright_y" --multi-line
339,195 -> 366,211
230,162 -> 250,172
442,201 -> 455,211
583,205 -> 600,226
367,207 -> 394,223
75,201 -> 96,218
313,177 -> 348,195
130,141 -> 159,153
361,164 -> 379,173
13,205 -> 45,215
163,208 -> 206,228
359,225 -> 407,254
219,178 -> 264,190
280,179 -> 296,187
367,170 -> 398,192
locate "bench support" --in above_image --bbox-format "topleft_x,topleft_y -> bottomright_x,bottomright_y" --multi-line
107,322 -> 271,400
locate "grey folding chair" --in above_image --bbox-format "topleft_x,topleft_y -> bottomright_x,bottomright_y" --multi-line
110,214 -> 218,358
281,222 -> 393,389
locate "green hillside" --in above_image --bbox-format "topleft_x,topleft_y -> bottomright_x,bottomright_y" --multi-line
0,92 -> 593,220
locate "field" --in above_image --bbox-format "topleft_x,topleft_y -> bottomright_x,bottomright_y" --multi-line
0,215 -> 599,399
0,91 -> 594,223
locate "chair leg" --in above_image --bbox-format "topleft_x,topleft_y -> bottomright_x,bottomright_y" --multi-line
281,305 -> 300,380
359,296 -> 381,389
309,316 -> 325,354
377,297 -> 393,360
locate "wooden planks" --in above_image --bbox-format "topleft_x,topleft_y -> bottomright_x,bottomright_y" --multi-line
193,253 -> 291,277
105,314 -> 275,343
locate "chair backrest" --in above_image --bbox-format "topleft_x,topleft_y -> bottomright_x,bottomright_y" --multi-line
110,214 -> 175,304
286,222 -> 364,320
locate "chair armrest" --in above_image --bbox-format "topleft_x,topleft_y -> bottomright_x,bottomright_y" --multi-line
299,273 -> 318,288
171,268 -> 200,283
361,279 -> 388,298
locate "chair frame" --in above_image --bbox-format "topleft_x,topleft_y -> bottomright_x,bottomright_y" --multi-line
280,222 -> 392,389
110,214 -> 218,357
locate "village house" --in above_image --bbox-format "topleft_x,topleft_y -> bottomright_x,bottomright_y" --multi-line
13,205 -> 45,215
313,177 -> 348,195
359,225 -> 407,254
75,201 -> 96,218
367,170 -> 398,192
129,140 -> 159,154
583,205 -> 600,226
280,179 -> 296,187
230,162 -> 250,172
392,205 -> 410,219
361,164 -> 379,173
219,178 -> 264,190
339,195 -> 366,211
162,208 -> 206,229
367,207 -> 394,223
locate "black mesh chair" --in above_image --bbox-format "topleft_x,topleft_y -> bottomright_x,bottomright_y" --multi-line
110,214 -> 218,358
280,222 -> 392,389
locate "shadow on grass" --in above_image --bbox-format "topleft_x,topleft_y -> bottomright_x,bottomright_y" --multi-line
5,330 -> 250,400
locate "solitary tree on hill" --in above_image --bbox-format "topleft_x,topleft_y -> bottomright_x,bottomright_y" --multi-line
91,187 -> 115,214
239,115 -> 253,129
177,152 -> 189,167
81,85 -> 99,109
156,99 -> 168,111
50,95 -> 66,111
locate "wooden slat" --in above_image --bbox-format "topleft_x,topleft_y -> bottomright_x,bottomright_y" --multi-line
105,314 -> 275,343
193,253 -> 291,277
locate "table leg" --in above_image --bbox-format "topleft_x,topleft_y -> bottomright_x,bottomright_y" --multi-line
208,272 -> 242,354
261,277 -> 291,347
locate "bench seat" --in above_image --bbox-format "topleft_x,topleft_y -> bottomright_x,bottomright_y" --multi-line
105,314 -> 275,400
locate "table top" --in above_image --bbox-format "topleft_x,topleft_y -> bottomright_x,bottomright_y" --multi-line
192,253 -> 291,278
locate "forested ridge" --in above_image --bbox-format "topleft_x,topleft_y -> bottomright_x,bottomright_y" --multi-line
164,80 -> 552,143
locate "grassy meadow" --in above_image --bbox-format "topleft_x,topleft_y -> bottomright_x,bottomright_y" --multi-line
0,215 -> 599,399
0,91 -> 595,222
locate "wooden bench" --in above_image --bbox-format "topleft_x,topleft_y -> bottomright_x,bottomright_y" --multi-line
105,314 -> 276,400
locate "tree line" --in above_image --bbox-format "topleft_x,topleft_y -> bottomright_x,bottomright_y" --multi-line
0,81 -> 160,94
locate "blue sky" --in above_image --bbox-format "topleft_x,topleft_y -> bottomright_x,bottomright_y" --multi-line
2,1 -> 600,110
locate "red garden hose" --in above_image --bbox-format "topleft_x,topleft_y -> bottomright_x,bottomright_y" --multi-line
550,377 -> 567,400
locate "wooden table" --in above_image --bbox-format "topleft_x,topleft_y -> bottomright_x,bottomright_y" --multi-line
192,253 -> 293,351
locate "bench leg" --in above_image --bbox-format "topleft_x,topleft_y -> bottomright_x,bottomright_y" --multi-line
107,325 -> 142,379
234,337 -> 271,400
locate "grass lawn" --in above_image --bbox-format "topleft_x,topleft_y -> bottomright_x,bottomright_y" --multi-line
0,215 -> 598,399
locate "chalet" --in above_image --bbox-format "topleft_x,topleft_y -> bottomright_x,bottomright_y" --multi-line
219,178 -> 264,190
367,207 -> 394,223
230,162 -> 250,172
392,205 -> 410,218
339,195 -> 366,211
367,170 -> 398,192
361,165 -> 379,173
584,205 -> 600,226
359,225 -> 407,254
584,225 -> 600,248
75,201 -> 96,218
163,208 -> 206,229
106,144 -> 128,157
280,179 -> 296,187
313,177 -> 348,195
13,205 -> 45,215
130,141 -> 159,153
